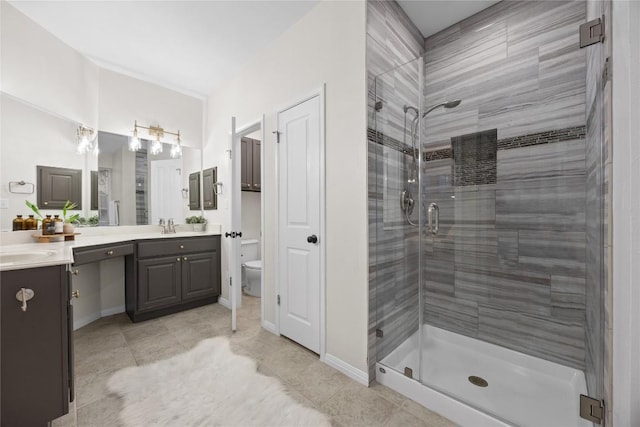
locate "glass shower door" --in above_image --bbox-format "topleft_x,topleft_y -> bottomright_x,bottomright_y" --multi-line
372,57 -> 423,379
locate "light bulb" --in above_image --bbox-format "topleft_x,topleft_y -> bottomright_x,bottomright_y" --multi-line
129,136 -> 140,151
170,142 -> 182,158
151,140 -> 163,155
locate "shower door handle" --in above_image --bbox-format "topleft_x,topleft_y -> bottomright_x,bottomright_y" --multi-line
427,203 -> 439,235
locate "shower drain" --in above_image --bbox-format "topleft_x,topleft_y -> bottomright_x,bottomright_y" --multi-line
468,375 -> 488,387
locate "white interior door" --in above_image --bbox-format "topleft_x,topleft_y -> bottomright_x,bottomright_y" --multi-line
277,95 -> 321,353
229,116 -> 264,332
150,159 -> 182,225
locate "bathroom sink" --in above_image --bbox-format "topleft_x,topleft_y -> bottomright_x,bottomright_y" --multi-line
0,250 -> 57,265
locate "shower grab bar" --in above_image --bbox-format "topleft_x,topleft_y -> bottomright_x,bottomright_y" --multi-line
427,203 -> 439,235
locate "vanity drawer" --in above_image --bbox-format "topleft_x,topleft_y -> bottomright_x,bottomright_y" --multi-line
137,236 -> 219,258
73,243 -> 135,265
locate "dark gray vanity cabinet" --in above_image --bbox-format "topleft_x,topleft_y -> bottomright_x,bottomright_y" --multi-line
241,137 -> 261,192
130,235 -> 221,322
1,265 -> 71,426
137,256 -> 182,312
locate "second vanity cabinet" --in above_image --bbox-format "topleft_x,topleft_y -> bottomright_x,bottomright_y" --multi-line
1,265 -> 72,426
132,235 -> 221,321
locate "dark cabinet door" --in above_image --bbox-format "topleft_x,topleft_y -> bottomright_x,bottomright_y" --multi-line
241,137 -> 252,190
137,257 -> 182,312
181,251 -> 221,301
1,265 -> 69,425
252,139 -> 261,192
188,172 -> 201,210
203,167 -> 217,210
37,165 -> 82,209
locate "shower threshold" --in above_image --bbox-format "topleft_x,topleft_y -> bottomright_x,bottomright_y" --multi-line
376,325 -> 591,427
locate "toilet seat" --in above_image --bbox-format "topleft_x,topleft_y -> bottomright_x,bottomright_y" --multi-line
244,260 -> 262,270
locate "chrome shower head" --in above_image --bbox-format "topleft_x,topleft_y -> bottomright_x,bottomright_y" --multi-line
422,99 -> 462,118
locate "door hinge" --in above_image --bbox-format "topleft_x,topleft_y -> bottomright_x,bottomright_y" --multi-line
580,15 -> 605,48
229,277 -> 232,287
376,328 -> 383,337
277,294 -> 280,306
602,57 -> 611,83
580,394 -> 605,424
272,130 -> 281,143
375,100 -> 383,112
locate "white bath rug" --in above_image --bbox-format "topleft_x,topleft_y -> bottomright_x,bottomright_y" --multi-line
107,337 -> 331,427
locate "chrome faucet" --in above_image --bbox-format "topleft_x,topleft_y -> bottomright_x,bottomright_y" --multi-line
159,218 -> 167,234
167,218 -> 177,234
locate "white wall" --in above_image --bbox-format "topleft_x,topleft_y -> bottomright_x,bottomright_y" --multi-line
98,69 -> 203,148
241,192 -> 261,241
612,1 -> 640,425
204,0 -> 368,373
1,1 -> 99,128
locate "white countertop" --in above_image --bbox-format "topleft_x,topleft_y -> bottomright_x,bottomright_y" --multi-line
0,224 -> 222,271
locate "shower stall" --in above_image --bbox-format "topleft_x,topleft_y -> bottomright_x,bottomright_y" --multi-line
368,1 -> 608,426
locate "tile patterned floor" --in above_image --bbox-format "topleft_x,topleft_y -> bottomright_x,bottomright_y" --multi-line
53,296 -> 454,427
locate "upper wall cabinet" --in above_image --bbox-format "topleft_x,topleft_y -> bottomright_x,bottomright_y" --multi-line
241,137 -> 261,192
37,166 -> 82,209
203,167 -> 217,210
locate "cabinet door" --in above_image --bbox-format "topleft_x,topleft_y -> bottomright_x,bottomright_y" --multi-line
241,137 -> 252,191
1,266 -> 69,425
188,172 -> 201,210
252,139 -> 261,192
137,257 -> 182,311
181,251 -> 220,301
203,167 -> 217,210
37,165 -> 82,209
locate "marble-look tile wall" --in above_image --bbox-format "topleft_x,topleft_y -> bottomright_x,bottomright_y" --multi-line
420,0 -> 590,369
367,0 -> 424,382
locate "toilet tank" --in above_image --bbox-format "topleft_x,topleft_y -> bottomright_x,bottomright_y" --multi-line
240,239 -> 259,263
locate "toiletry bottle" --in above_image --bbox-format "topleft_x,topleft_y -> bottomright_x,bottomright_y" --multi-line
12,215 -> 25,231
42,215 -> 56,235
25,215 -> 37,230
54,214 -> 64,233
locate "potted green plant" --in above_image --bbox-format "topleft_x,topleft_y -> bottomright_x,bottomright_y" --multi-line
62,200 -> 80,234
186,215 -> 207,232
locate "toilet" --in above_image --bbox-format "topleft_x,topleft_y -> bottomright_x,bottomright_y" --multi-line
240,239 -> 262,297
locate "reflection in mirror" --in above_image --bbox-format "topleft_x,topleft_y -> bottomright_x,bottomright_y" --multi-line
95,131 -> 202,226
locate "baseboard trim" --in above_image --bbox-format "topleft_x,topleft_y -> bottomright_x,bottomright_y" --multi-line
74,312 -> 101,331
261,320 -> 277,335
323,353 -> 369,386
101,305 -> 125,317
218,297 -> 231,309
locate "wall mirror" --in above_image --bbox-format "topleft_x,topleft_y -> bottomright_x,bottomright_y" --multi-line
95,131 -> 202,226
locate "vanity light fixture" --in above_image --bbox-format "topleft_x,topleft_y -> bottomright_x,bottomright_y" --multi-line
130,121 -> 181,158
76,125 -> 97,155
128,122 -> 141,151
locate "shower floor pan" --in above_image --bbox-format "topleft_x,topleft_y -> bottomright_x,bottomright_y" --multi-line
376,325 -> 591,427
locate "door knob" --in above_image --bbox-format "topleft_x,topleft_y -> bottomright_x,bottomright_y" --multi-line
307,234 -> 318,244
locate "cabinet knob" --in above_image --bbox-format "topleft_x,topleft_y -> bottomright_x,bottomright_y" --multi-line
183,257 -> 188,261
43,201 -> 48,205
177,257 -> 181,261
106,250 -> 114,255
72,290 -> 80,299
16,288 -> 35,312
180,245 -> 184,249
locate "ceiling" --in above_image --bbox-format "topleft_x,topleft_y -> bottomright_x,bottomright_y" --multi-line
397,0 -> 501,38
8,0 -> 319,98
